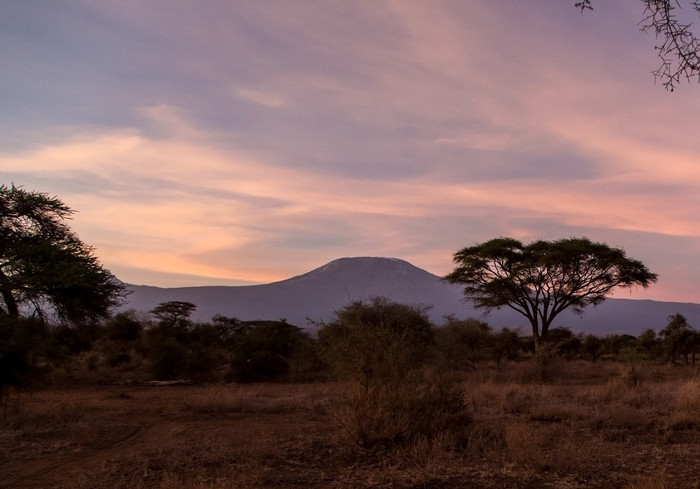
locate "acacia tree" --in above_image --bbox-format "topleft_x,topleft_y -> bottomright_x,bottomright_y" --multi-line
444,237 -> 657,350
578,0 -> 700,90
0,184 -> 126,324
150,301 -> 197,327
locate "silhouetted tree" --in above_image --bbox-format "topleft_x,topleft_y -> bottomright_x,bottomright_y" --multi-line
150,301 -> 196,327
490,327 -> 521,369
602,334 -> 638,358
0,184 -> 126,324
229,320 -> 314,382
660,313 -> 698,365
105,311 -> 144,343
445,237 -> 657,351
149,301 -> 197,343
636,328 -> 663,360
435,317 -> 491,371
582,334 -> 604,361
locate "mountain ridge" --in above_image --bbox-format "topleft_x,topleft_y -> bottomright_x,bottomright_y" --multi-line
122,257 -> 700,336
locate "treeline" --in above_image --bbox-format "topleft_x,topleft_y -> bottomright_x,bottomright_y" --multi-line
1,298 -> 699,391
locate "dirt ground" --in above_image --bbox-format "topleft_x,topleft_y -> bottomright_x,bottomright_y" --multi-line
2,366 -> 700,489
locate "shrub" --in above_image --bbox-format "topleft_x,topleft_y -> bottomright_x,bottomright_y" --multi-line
317,297 -> 433,386
318,297 -> 470,448
434,317 -> 491,371
0,316 -> 48,390
332,370 -> 470,448
149,337 -> 189,380
104,311 -> 144,343
229,320 -> 315,383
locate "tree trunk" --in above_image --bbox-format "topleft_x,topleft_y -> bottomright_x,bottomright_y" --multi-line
530,320 -> 542,354
0,269 -> 19,318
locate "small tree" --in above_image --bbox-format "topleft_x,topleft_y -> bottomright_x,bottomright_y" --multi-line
490,327 -> 521,369
150,301 -> 197,327
660,313 -> 699,365
445,237 -> 657,351
435,317 -> 492,371
582,334 -> 604,362
636,328 -> 663,361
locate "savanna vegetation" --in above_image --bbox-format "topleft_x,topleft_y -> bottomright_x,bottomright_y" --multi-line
2,186 -> 700,488
3,293 -> 700,488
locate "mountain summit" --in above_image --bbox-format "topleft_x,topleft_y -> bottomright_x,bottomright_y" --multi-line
282,257 -> 436,285
123,257 -> 700,335
124,257 -> 459,327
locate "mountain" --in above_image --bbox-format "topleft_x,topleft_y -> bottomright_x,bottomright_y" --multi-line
122,257 -> 700,336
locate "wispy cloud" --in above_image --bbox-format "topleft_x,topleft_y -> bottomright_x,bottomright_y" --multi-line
2,1 -> 700,303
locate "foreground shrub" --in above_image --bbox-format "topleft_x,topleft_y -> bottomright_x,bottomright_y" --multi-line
0,316 -> 48,390
333,371 -> 470,448
149,337 -> 189,380
318,297 -> 470,448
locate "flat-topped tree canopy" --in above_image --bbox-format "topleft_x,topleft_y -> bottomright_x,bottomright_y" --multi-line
444,237 -> 658,348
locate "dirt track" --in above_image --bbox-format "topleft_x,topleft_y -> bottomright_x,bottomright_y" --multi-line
1,384 -> 339,489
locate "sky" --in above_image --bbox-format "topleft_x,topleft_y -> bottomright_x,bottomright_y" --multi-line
2,1 -> 700,303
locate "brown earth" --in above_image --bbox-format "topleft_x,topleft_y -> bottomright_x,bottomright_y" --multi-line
2,362 -> 700,489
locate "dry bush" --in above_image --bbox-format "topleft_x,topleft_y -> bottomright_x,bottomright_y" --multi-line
510,342 -> 565,383
623,471 -> 669,489
330,372 -> 471,448
395,430 -> 460,478
502,385 -> 538,415
674,380 -> 700,415
503,421 -> 546,467
662,380 -> 700,433
466,383 -> 538,417
619,361 -> 645,388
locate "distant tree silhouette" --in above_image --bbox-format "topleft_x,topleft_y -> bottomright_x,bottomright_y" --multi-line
660,313 -> 699,365
150,301 -> 197,327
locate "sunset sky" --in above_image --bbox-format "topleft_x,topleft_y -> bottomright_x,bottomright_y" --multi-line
3,1 -> 700,303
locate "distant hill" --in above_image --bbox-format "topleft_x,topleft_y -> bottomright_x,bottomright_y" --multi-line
122,257 -> 700,336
